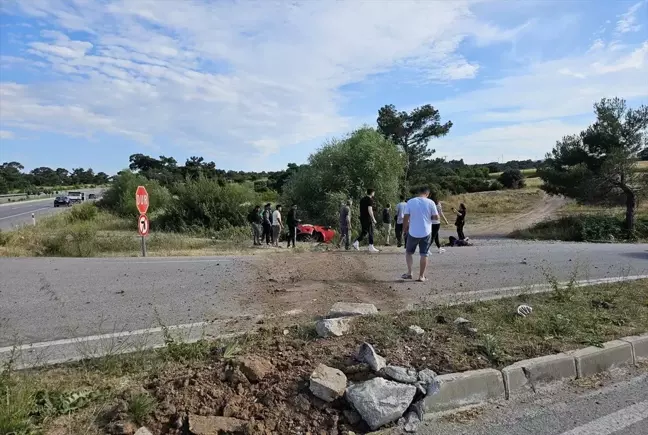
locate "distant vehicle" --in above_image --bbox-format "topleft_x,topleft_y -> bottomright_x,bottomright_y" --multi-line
88,193 -> 97,200
53,196 -> 71,207
67,191 -> 85,204
296,223 -> 336,243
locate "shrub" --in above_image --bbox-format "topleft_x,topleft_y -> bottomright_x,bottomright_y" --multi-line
498,169 -> 526,189
157,178 -> 259,232
253,180 -> 268,192
67,202 -> 98,223
489,180 -> 504,191
510,215 -> 648,242
98,171 -> 171,218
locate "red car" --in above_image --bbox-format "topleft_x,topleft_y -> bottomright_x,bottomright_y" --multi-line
296,223 -> 336,243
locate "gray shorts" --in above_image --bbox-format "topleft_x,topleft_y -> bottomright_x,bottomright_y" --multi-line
406,234 -> 432,257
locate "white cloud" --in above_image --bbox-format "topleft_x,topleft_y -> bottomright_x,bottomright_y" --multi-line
616,1 -> 646,34
0,130 -> 16,139
0,0 -> 526,162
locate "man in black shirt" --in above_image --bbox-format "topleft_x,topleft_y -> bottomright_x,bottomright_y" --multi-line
286,204 -> 298,248
262,203 -> 273,245
353,189 -> 379,252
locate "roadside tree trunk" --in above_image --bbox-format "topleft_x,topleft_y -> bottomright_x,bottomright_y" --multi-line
624,189 -> 636,233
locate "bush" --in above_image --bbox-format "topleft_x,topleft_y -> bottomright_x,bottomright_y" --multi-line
498,169 -> 526,189
253,180 -> 268,192
510,215 -> 648,242
157,178 -> 259,232
489,180 -> 504,191
67,202 -> 98,223
98,171 -> 171,218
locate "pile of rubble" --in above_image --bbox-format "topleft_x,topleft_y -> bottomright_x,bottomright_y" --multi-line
310,302 -> 440,433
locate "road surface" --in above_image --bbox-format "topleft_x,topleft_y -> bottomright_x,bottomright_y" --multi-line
0,188 -> 102,230
420,369 -> 648,435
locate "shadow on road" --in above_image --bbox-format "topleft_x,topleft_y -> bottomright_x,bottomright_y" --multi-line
619,251 -> 648,260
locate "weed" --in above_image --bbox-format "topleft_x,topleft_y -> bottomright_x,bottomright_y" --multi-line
34,389 -> 100,419
221,341 -> 243,361
127,392 -> 157,426
479,334 -> 505,364
157,318 -> 212,363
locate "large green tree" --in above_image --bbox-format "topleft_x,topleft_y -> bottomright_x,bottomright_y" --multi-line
377,104 -> 452,182
283,127 -> 404,226
539,98 -> 648,232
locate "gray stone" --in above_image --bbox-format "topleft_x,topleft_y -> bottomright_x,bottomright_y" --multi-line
309,364 -> 347,402
453,317 -> 471,325
346,377 -> 417,430
343,409 -> 362,425
316,317 -> 353,338
134,429 -> 153,435
329,302 -> 378,318
357,342 -> 386,372
409,325 -> 425,335
410,399 -> 427,420
417,368 -> 437,385
401,411 -> 421,433
382,365 -> 418,384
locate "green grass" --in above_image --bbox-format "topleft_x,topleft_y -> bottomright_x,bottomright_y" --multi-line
510,214 -> 648,242
127,392 -> 157,426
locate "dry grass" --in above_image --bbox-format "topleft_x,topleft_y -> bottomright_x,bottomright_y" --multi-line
444,189 -> 544,216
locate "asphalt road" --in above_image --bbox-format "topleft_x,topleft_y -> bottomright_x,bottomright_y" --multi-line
0,188 -> 102,230
1,241 -> 647,350
420,370 -> 648,435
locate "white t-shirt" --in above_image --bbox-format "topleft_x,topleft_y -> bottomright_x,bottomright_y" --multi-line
395,201 -> 407,224
272,210 -> 282,226
431,203 -> 442,225
404,197 -> 438,238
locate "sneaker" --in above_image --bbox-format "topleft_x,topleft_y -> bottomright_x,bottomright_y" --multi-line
438,248 -> 446,253
368,245 -> 380,253
352,241 -> 360,250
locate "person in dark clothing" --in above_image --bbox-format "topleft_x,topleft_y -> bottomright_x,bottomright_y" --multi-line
262,203 -> 273,245
394,195 -> 407,248
382,204 -> 392,246
247,205 -> 263,245
286,204 -> 298,248
453,203 -> 467,240
339,199 -> 352,250
353,189 -> 379,252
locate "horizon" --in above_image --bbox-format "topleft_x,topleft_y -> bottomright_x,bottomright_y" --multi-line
1,0 -> 647,174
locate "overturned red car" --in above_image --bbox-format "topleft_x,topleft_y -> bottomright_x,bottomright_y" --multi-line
296,223 -> 336,243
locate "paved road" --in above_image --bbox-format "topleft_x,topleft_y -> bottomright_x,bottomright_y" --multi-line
420,370 -> 648,435
0,189 -> 102,230
1,241 -> 647,349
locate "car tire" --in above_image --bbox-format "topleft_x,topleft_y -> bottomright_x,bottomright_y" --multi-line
314,232 -> 324,243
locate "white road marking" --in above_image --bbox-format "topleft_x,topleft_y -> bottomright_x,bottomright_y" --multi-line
0,207 -> 50,220
559,400 -> 648,435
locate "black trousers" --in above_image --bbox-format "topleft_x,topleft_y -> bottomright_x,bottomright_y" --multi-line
262,222 -> 273,244
431,223 -> 441,248
287,225 -> 297,247
355,221 -> 374,245
456,222 -> 465,240
395,223 -> 404,247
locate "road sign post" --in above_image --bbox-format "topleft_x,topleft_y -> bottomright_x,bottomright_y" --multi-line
136,186 -> 150,257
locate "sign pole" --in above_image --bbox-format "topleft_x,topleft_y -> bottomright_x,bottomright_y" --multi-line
141,235 -> 147,257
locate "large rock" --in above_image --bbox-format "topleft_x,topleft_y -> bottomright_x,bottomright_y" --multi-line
382,366 -> 418,384
309,364 -> 347,402
188,415 -> 246,435
409,325 -> 425,335
328,302 -> 378,318
357,342 -> 386,372
236,355 -> 274,382
316,317 -> 353,338
346,377 -> 417,430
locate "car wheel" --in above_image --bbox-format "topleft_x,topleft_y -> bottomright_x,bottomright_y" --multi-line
314,232 -> 324,243
297,233 -> 312,243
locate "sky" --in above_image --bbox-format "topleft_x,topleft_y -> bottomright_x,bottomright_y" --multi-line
0,0 -> 647,174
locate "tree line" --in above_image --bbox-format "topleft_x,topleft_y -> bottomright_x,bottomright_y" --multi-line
0,163 -> 110,194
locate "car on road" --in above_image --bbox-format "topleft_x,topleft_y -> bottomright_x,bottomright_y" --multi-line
67,191 -> 85,204
296,223 -> 336,243
88,193 -> 97,200
53,196 -> 71,207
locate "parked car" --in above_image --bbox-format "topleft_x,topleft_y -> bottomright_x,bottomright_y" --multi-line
296,223 -> 336,243
53,196 -> 71,207
67,191 -> 84,204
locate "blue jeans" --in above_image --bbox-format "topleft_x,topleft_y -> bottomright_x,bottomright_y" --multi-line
406,234 -> 432,257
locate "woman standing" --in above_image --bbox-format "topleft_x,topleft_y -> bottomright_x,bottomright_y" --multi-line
453,203 -> 467,240
431,198 -> 449,253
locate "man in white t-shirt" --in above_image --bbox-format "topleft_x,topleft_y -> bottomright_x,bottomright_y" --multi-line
394,195 -> 407,248
272,205 -> 283,247
402,186 -> 438,282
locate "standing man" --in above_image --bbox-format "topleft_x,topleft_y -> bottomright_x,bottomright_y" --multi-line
382,204 -> 392,246
453,203 -> 467,240
339,199 -> 352,250
248,205 -> 263,245
402,186 -> 438,282
272,205 -> 283,247
431,197 -> 449,253
286,204 -> 298,248
353,189 -> 379,253
394,195 -> 407,248
262,203 -> 273,245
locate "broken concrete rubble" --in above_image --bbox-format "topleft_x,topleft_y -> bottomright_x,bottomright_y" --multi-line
316,317 -> 353,338
346,377 -> 417,430
357,342 -> 386,372
310,364 -> 347,402
382,365 -> 418,384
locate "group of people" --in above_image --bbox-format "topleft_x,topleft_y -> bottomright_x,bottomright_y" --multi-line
339,188 -> 467,257
247,203 -> 299,248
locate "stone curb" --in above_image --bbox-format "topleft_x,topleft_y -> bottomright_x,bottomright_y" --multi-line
422,336 -> 643,417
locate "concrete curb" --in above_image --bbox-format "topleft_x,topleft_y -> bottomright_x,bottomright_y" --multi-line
424,337 -> 644,417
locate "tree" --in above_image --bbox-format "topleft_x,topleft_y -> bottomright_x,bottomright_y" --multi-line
377,104 -> 452,182
539,98 -> 648,232
498,169 -> 526,189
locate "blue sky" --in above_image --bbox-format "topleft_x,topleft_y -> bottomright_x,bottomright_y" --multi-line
0,0 -> 647,174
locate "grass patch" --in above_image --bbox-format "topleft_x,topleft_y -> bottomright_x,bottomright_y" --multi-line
510,214 -> 648,242
3,279 -> 647,434
444,188 -> 544,215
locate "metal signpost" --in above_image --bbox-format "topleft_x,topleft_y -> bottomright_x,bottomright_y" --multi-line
136,186 -> 149,257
